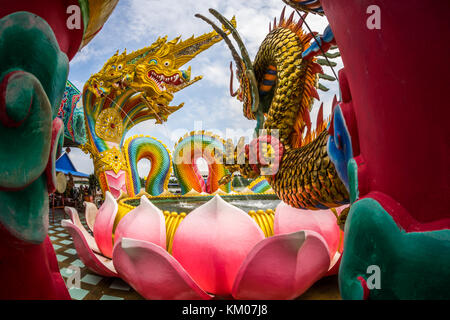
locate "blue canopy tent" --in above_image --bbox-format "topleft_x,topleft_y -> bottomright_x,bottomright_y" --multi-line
55,152 -> 89,178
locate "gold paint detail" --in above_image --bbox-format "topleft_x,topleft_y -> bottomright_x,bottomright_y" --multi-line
94,147 -> 128,175
95,108 -> 123,143
164,211 -> 186,254
248,209 -> 275,238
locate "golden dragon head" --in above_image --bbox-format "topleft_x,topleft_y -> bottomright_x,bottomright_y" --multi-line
86,18 -> 235,104
87,49 -> 130,97
133,38 -> 193,97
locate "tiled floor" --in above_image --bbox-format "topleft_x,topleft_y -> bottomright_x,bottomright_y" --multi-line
50,208 -> 341,300
49,208 -> 144,300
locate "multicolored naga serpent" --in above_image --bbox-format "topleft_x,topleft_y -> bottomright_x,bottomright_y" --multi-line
138,130 -> 272,196
80,23 -> 235,199
172,131 -> 232,195
248,177 -> 273,194
196,9 -> 349,210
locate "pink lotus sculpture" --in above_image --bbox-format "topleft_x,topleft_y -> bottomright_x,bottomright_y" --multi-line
62,192 -> 345,299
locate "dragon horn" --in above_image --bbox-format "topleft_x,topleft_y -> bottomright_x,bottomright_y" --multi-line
294,12 -> 308,32
280,6 -> 286,23
208,9 -> 253,71
194,13 -> 243,74
287,11 -> 295,25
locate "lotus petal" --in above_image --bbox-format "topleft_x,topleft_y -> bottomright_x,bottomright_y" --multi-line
93,192 -> 117,258
113,238 -> 212,300
232,230 -> 330,300
64,206 -> 100,254
273,202 -> 341,259
84,201 -> 98,233
114,196 -> 166,249
62,220 -> 117,277
325,252 -> 342,276
172,195 -> 265,296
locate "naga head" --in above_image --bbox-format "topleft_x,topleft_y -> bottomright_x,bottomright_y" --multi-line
86,25 -> 233,105
87,49 -> 130,97
101,49 -> 129,82
134,39 -> 191,97
195,10 -> 259,121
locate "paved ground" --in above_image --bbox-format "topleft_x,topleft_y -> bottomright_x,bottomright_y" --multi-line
50,208 -> 341,300
49,209 -> 144,300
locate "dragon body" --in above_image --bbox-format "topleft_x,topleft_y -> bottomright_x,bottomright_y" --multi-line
197,9 -> 348,209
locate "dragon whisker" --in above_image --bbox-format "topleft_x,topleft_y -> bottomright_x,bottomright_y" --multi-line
208,9 -> 253,71
194,13 -> 243,75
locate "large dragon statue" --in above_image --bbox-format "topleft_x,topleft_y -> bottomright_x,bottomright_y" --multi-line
0,0 -> 118,299
79,23 -> 234,199
196,9 -> 349,210
199,0 -> 450,299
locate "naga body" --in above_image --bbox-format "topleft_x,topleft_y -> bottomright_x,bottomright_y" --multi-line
173,131 -> 232,194
197,9 -> 349,210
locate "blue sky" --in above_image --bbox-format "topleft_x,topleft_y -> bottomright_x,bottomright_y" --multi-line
67,0 -> 342,176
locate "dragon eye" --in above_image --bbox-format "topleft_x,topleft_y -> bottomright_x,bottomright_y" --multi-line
164,61 -> 170,67
99,81 -> 104,86
149,59 -> 157,65
117,64 -> 123,70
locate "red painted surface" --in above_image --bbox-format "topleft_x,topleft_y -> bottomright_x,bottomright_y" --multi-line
357,276 -> 369,300
0,0 -> 84,60
0,224 -> 70,299
322,0 -> 450,230
45,118 -> 64,194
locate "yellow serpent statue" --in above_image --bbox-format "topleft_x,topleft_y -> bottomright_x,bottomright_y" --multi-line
80,19 -> 235,199
196,9 -> 349,209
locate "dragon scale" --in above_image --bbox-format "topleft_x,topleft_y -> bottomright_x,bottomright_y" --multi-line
253,27 -> 305,145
